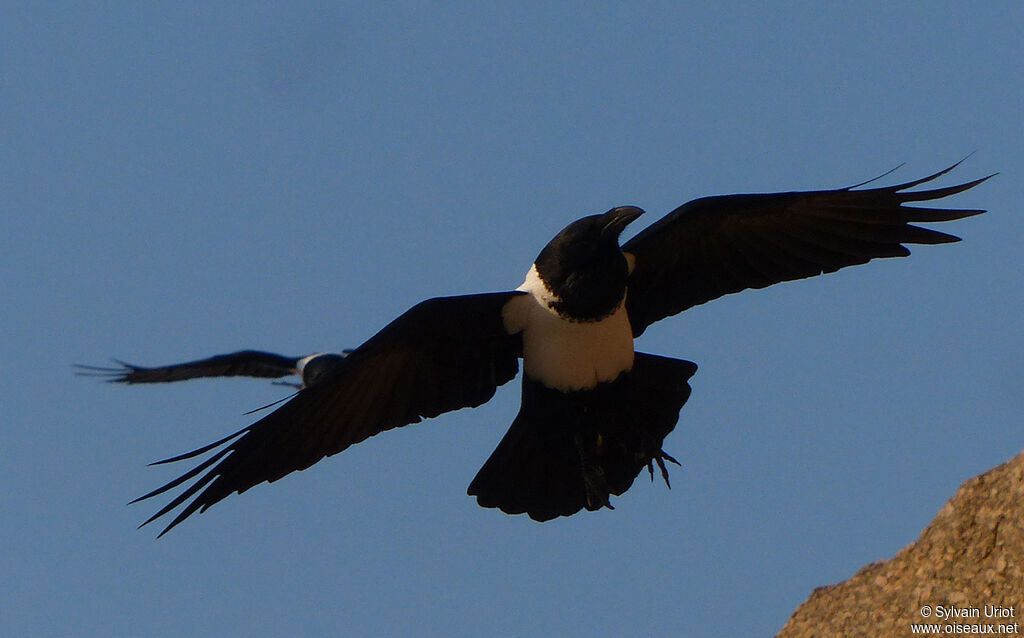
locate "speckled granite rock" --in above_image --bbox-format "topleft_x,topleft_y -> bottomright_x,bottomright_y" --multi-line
777,451 -> 1024,638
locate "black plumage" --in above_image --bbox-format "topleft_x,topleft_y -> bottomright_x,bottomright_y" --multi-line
94,161 -> 989,535
623,162 -> 987,336
75,350 -> 349,389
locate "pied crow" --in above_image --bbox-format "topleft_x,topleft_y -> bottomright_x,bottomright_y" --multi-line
75,350 -> 349,389
117,161 -> 990,536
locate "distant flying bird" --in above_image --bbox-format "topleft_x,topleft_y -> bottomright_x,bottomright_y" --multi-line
112,161 -> 989,536
75,350 -> 349,389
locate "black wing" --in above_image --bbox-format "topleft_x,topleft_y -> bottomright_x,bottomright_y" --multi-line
134,292 -> 525,536
74,350 -> 302,383
622,161 -> 992,337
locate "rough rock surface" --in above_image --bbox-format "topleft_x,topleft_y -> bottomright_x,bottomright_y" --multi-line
777,451 -> 1024,637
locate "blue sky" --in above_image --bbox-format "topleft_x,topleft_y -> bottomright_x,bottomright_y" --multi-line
3,3 -> 1021,636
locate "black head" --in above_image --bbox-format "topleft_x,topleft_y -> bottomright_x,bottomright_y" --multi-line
300,353 -> 347,387
533,206 -> 643,321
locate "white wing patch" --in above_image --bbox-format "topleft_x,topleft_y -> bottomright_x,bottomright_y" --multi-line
505,265 -> 635,391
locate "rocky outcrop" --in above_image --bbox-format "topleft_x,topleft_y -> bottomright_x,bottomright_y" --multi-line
778,451 -> 1024,637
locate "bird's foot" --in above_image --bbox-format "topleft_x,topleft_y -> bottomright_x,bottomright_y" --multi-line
647,450 -> 681,488
582,467 -> 615,511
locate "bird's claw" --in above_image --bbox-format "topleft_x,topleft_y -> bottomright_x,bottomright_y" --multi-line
647,450 -> 681,488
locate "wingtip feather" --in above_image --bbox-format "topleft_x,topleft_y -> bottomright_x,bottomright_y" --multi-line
847,157 -> 992,200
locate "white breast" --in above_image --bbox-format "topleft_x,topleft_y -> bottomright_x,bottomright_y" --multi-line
504,265 -> 635,391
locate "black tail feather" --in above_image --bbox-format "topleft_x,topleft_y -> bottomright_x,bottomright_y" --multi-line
468,352 -> 697,520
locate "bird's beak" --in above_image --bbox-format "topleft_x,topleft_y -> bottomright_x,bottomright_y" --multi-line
601,206 -> 644,238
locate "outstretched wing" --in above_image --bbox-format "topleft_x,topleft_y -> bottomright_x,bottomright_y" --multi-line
134,291 -> 525,536
623,161 -> 992,337
74,350 -> 302,383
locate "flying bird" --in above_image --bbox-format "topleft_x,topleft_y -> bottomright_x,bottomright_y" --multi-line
75,350 -> 349,389
118,161 -> 989,536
